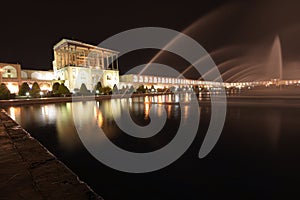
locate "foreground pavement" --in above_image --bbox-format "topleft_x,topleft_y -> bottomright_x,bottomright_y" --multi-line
0,110 -> 102,200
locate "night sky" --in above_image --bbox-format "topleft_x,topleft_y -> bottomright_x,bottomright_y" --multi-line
1,0 -> 300,78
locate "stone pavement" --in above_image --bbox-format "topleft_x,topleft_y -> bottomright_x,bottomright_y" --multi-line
0,110 -> 103,200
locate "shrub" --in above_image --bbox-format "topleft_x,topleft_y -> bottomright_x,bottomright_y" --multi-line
29,82 -> 41,97
129,85 -> 135,93
18,82 -> 30,96
0,83 -> 11,100
102,86 -> 112,95
79,83 -> 90,95
58,83 -> 70,96
52,82 -> 60,94
136,85 -> 146,93
93,82 -> 102,94
113,84 -> 118,94
150,85 -> 155,92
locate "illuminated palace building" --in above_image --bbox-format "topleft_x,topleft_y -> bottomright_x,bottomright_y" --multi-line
53,39 -> 119,91
2,38 -> 300,94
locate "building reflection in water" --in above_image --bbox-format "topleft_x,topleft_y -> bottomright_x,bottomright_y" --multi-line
6,93 -> 198,151
9,107 -> 17,121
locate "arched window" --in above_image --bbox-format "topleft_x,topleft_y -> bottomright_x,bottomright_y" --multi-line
31,72 -> 42,80
21,71 -> 28,79
2,66 -> 17,78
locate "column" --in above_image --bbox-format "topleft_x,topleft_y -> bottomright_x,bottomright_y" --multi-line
60,51 -> 63,68
115,55 -> 119,70
106,56 -> 109,69
111,55 -> 115,70
96,52 -> 99,68
101,51 -> 105,69
66,46 -> 69,66
62,48 -> 65,67
74,47 -> 78,66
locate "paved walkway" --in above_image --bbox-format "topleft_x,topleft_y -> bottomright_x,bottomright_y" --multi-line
0,110 -> 102,200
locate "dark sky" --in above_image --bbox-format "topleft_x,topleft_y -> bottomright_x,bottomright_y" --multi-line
1,0 -> 300,78
0,0 -> 225,69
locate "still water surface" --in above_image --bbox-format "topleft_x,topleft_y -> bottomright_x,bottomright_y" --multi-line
4,94 -> 300,199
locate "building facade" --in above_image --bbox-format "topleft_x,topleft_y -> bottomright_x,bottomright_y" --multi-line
119,74 -> 227,90
53,39 -> 119,91
0,63 -> 53,93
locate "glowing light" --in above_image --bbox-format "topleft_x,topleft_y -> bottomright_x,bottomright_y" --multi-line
144,103 -> 150,119
6,83 -> 18,93
94,106 -> 103,127
185,94 -> 189,102
9,107 -> 16,120
97,111 -> 103,127
40,84 -> 51,91
158,96 -> 163,103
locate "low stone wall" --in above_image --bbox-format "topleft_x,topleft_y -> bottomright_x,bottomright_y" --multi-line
0,110 -> 102,199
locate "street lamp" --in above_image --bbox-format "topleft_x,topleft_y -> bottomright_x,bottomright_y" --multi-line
40,91 -> 44,98
26,92 -> 30,98
95,90 -> 100,95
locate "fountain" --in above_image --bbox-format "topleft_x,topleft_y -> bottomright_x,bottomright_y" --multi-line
266,35 -> 283,81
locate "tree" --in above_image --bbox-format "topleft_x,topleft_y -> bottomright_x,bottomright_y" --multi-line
150,85 -> 155,92
79,83 -> 90,95
169,86 -> 176,93
18,82 -> 30,96
136,85 -> 146,93
94,82 -> 102,94
113,84 -> 118,94
102,86 -> 112,95
120,86 -> 126,94
30,82 -> 41,96
0,83 -> 10,100
52,82 -> 60,94
58,83 -> 70,96
129,85 -> 135,93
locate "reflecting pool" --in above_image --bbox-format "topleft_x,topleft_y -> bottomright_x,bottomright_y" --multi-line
5,94 -> 300,199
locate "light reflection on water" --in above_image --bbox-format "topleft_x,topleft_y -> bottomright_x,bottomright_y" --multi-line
5,94 -> 288,154
7,94 -> 194,152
